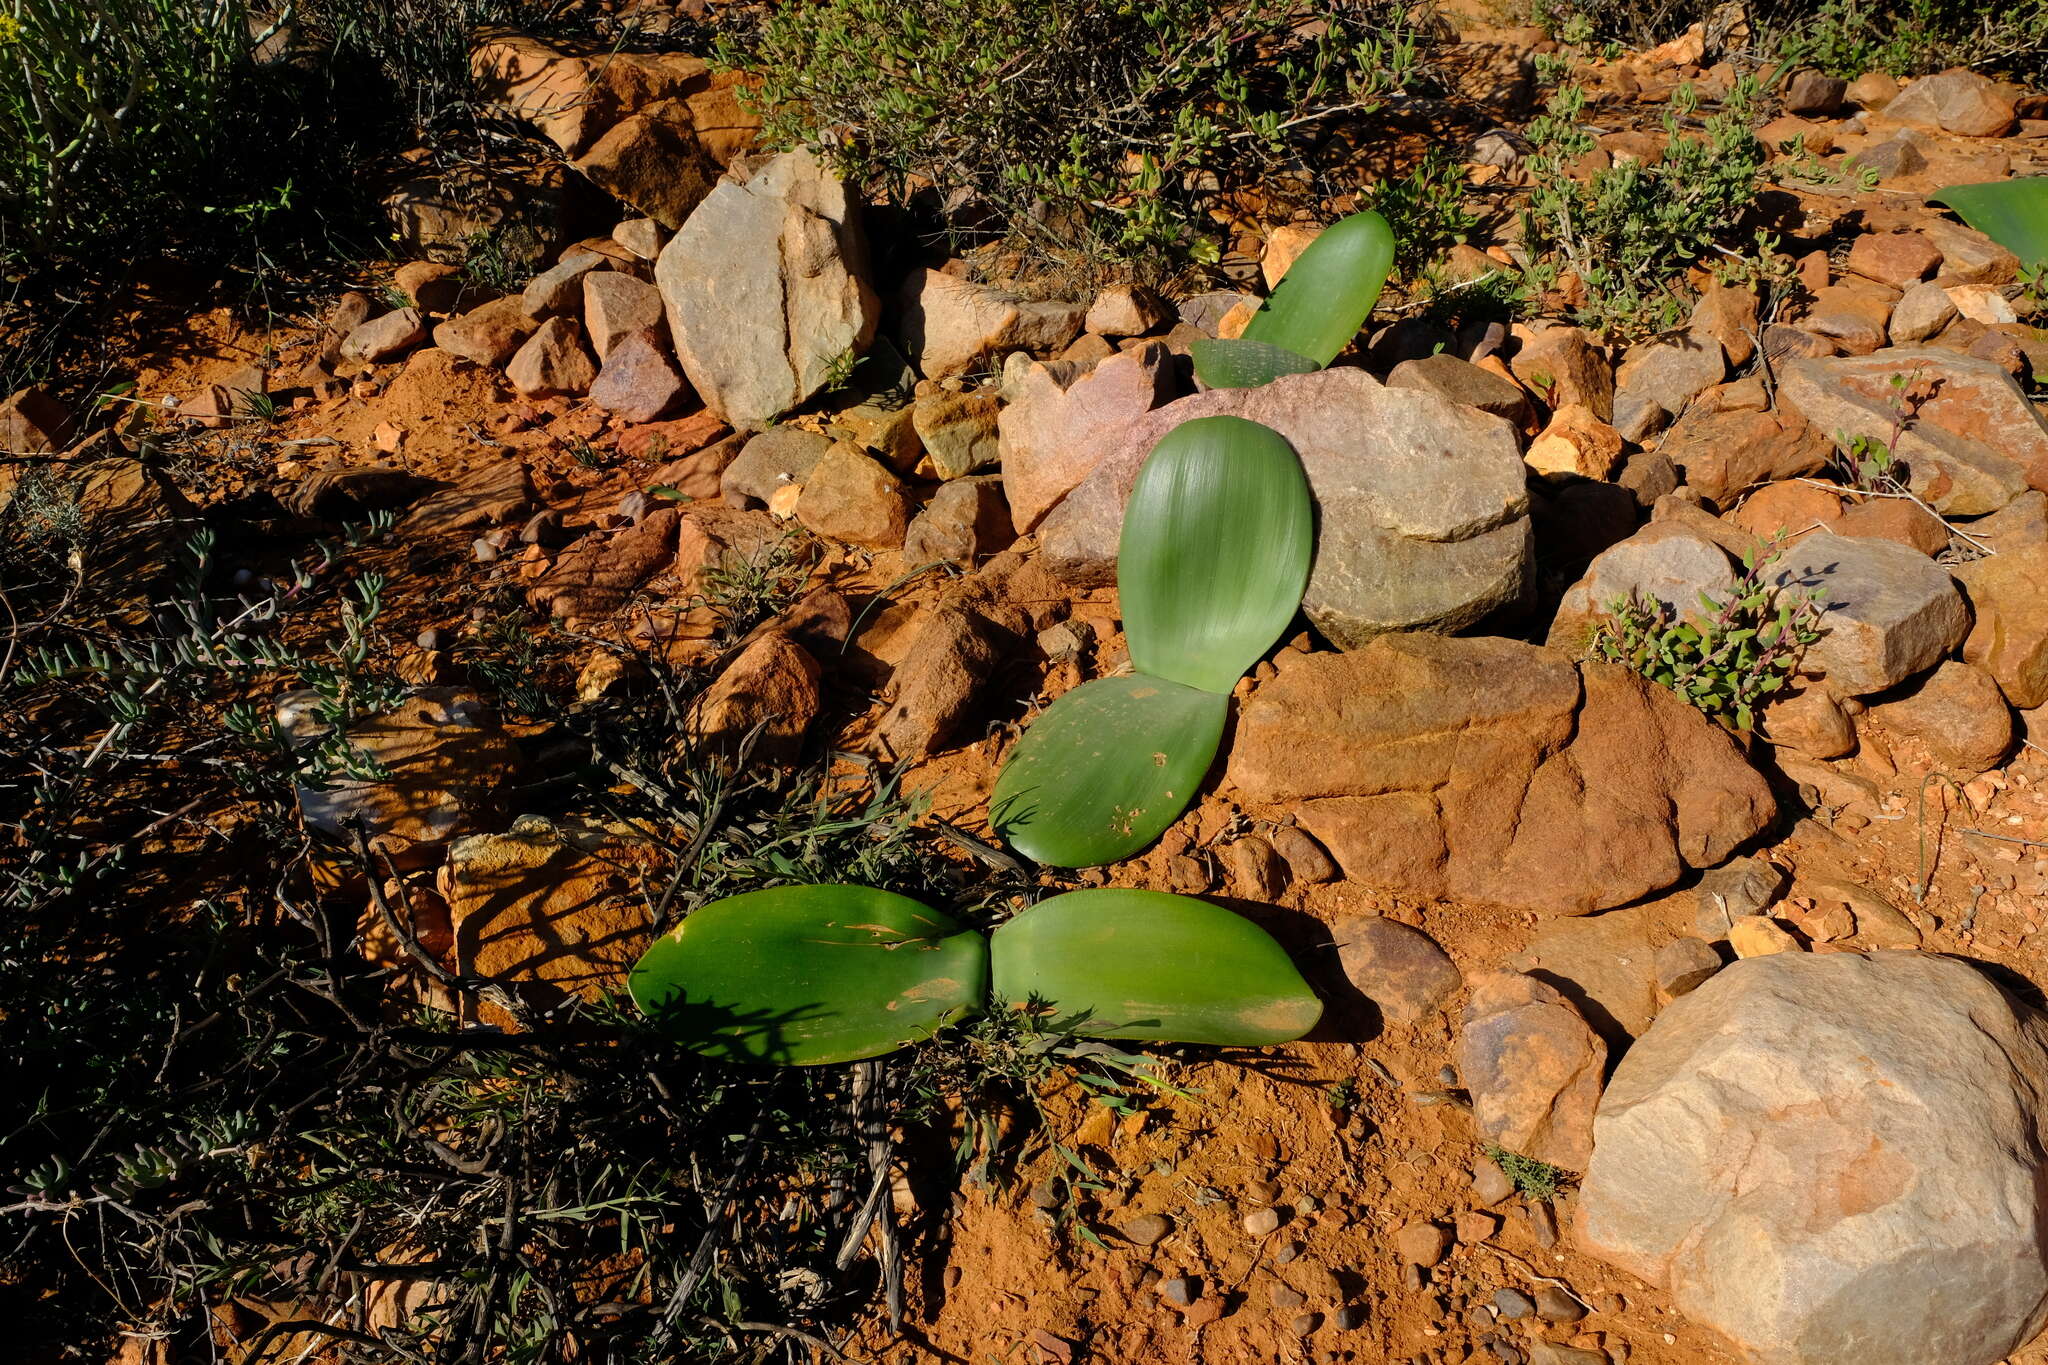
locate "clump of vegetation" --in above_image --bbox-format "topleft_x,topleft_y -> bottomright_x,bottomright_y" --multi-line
715,0 -> 1428,268
1587,544 -> 1827,732
1773,0 -> 2048,81
1522,78 -> 1766,334
1486,1144 -> 1569,1201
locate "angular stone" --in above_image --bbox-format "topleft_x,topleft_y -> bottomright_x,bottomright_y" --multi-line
573,103 -> 721,230
1228,636 -> 1775,915
402,460 -> 534,535
1546,521 -> 1737,649
1760,681 -> 1857,759
1956,544 -> 2048,706
1037,369 -> 1533,644
1269,825 -> 1338,884
340,308 -> 428,364
1885,67 -> 2017,137
1512,903 -> 1659,1045
1802,281 -> 1897,356
528,506 -> 681,620
1729,916 -> 1802,957
614,217 -> 668,260
873,607 -> 1007,761
1654,404 -> 1837,504
656,152 -> 879,430
1582,952 -> 2048,1365
1888,280 -> 1958,345
587,329 -> 689,422
898,268 -> 1086,379
0,387 -> 76,455
1524,404 -> 1622,481
1846,232 -> 1942,290
997,342 -> 1175,531
433,296 -> 536,367
1084,283 -> 1171,337
582,270 -> 666,359
911,387 -> 1001,479
1777,348 -> 2041,515
721,426 -> 833,510
1387,352 -> 1532,426
1833,496 -> 1949,555
1784,68 -> 1847,114
1690,282 -> 1759,367
1459,972 -> 1605,1170
1510,325 -> 1614,420
1730,480 -> 1843,540
1654,936 -> 1722,997
1782,529 -> 1971,695
292,688 -> 518,854
1926,220 -> 2021,287
505,316 -> 597,398
1332,917 -> 1461,1023
521,251 -> 605,319
793,443 -> 910,548
902,475 -> 1014,566
1868,659 -> 2012,772
687,630 -> 821,763
1615,330 -> 1725,420
394,260 -> 464,312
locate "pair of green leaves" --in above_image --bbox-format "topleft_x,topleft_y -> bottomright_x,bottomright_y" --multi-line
991,415 -> 1312,866
1929,178 -> 2048,273
1190,210 -> 1395,390
629,885 -> 1323,1065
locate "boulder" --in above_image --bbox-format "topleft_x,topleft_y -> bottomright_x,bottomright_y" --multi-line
1581,951 -> 2048,1365
873,606 -> 1009,761
896,268 -> 1087,379
1866,659 -> 2012,772
1614,330 -> 1726,421
1524,404 -> 1622,481
1832,495 -> 1949,556
903,476 -> 1015,566
721,426 -> 834,510
402,461 -> 535,535
997,342 -> 1176,531
572,102 -> 721,230
793,443 -> 910,548
587,329 -> 689,423
433,296 -> 536,367
1459,972 -> 1605,1170
582,271 -> 665,359
520,251 -> 606,319
1227,635 -> 1775,915
1777,348 -> 2044,515
686,630 -> 822,763
1955,544 -> 2048,707
1546,521 -> 1737,650
506,316 -> 597,398
1926,220 -> 2020,287
1332,917 -> 1462,1023
656,151 -> 879,430
1781,530 -> 1970,695
1730,480 -> 1843,541
1386,352 -> 1532,426
1884,67 -> 2017,137
1038,368 -> 1534,645
471,32 -> 756,164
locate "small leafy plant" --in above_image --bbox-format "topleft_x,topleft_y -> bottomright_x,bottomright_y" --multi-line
1587,545 -> 1826,731
628,885 -> 1323,1065
1487,1144 -> 1567,1202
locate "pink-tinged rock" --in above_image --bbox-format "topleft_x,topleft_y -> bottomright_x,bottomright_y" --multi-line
528,505 -> 682,621
582,270 -> 666,360
587,329 -> 690,423
1581,951 -> 2048,1365
1332,917 -> 1462,1023
996,342 -> 1175,531
1228,635 -> 1774,915
433,296 -> 537,368
520,251 -> 605,320
1546,521 -> 1737,649
340,308 -> 428,364
1884,67 -> 2017,137
1777,347 -> 2044,514
1084,283 -> 1172,337
1459,972 -> 1605,1170
506,317 -> 597,398
687,630 -> 821,763
1845,232 -> 1942,290
1,387 -> 78,454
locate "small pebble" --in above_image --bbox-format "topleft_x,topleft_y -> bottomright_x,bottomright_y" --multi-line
1466,1305 -> 1497,1328
1455,1210 -> 1500,1245
1525,1199 -> 1559,1249
1157,1275 -> 1199,1308
1243,1205 -> 1284,1237
1245,1178 -> 1283,1205
1028,1181 -> 1061,1210
1535,1284 -> 1587,1323
1290,1311 -> 1320,1336
1275,1240 -> 1304,1264
1471,1159 -> 1515,1205
1493,1288 -> 1536,1321
1333,1303 -> 1367,1331
1591,1292 -> 1626,1315
1295,1195 -> 1320,1215
1402,1263 -> 1427,1291
1395,1220 -> 1452,1267
1272,1284 -> 1307,1310
1120,1213 -> 1172,1247
416,627 -> 448,651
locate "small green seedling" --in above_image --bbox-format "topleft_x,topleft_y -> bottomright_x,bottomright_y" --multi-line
1486,1144 -> 1568,1201
991,414 -> 1312,866
629,886 -> 1323,1065
1191,208 -> 1395,390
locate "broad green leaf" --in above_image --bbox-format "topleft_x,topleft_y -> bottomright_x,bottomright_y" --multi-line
1189,336 -> 1322,390
1240,209 -> 1396,366
1119,415 -> 1312,694
989,889 -> 1323,1046
1930,178 -> 2048,271
991,674 -> 1228,868
629,885 -> 987,1066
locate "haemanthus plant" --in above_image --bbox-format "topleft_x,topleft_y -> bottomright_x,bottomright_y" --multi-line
629,885 -> 1323,1065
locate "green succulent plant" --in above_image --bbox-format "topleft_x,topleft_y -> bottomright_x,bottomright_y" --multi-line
1929,178 -> 2048,273
991,414 -> 1312,867
629,886 -> 1322,1065
1190,208 -> 1394,389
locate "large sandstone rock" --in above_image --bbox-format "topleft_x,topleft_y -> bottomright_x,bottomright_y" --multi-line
1777,349 -> 2043,515
1038,368 -> 1533,644
1546,522 -> 1738,650
1226,635 -> 1775,915
1654,404 -> 1835,503
1955,543 -> 2048,708
656,152 -> 879,430
1581,951 -> 2048,1365
1883,68 -> 2017,137
897,268 -> 1087,379
997,343 -> 1176,531
1780,530 -> 1970,695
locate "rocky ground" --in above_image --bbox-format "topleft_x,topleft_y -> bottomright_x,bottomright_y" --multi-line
12,11 -> 2048,1365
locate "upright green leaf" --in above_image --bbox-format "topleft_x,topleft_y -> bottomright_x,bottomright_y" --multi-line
991,674 -> 1228,868
629,885 -> 987,1066
1120,415 -> 1313,694
989,889 -> 1323,1046
1189,336 -> 1323,390
1930,179 -> 2048,271
1240,209 -> 1396,366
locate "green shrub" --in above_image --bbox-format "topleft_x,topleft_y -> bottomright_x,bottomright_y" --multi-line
1522,78 -> 1765,335
1586,544 -> 1826,732
715,0 -> 1426,268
